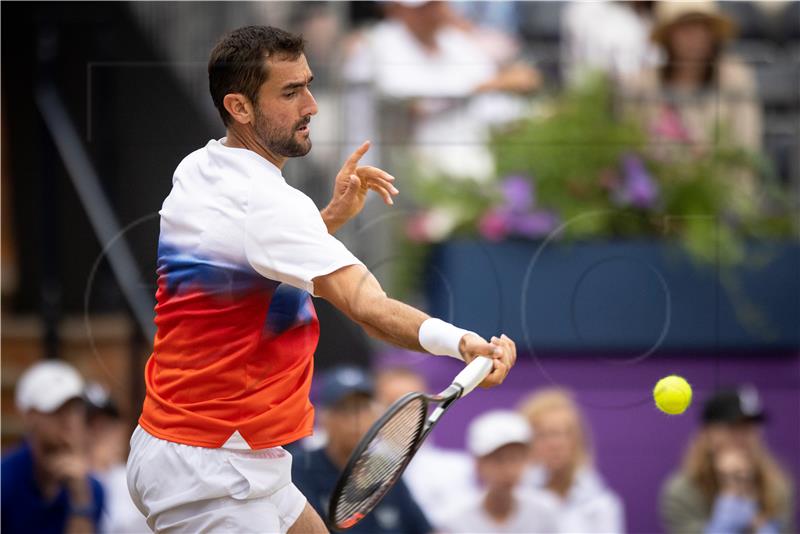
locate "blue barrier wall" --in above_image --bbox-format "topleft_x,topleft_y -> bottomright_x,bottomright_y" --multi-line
425,239 -> 800,353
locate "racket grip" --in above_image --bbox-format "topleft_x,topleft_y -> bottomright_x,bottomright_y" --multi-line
452,356 -> 494,397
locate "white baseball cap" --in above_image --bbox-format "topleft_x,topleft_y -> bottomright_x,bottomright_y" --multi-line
467,410 -> 532,457
15,360 -> 86,413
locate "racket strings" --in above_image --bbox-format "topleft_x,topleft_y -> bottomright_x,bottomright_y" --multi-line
331,396 -> 427,526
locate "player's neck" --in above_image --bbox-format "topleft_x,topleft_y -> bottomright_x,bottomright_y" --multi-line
224,126 -> 286,170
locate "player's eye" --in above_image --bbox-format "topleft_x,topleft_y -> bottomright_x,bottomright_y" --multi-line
284,91 -> 296,98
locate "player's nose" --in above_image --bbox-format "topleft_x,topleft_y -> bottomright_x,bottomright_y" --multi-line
303,89 -> 318,116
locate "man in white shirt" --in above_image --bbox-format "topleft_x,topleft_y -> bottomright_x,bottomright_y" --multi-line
126,25 -> 516,534
442,411 -> 559,533
344,1 -> 539,180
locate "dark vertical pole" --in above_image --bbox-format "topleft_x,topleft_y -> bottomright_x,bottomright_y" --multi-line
37,20 -> 60,359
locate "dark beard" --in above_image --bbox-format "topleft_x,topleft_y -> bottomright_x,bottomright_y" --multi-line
253,107 -> 311,158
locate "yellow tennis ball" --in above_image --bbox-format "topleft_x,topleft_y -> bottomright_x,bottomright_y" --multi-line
653,375 -> 692,415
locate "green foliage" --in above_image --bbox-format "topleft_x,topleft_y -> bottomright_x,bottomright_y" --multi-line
492,76 -> 647,240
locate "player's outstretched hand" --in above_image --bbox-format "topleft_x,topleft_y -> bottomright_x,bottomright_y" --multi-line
321,140 -> 399,233
459,333 -> 516,388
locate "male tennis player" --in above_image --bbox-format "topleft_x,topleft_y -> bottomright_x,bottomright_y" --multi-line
126,25 -> 516,533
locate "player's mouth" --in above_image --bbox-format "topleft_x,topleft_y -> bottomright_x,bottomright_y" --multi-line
296,118 -> 311,135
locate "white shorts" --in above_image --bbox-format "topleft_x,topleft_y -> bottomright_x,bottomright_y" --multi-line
126,426 -> 307,533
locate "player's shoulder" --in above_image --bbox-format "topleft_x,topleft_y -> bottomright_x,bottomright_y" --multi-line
175,141 -> 213,169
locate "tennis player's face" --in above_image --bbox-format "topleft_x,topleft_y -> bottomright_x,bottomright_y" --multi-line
253,54 -> 318,158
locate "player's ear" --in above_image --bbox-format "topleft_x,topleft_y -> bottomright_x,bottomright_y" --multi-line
223,93 -> 254,125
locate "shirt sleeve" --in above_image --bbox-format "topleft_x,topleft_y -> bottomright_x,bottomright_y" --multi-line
244,179 -> 362,296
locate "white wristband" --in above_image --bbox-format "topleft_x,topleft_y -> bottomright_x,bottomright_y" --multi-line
418,318 -> 475,361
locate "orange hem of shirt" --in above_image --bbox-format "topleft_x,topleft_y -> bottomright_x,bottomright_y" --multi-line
138,417 -> 313,450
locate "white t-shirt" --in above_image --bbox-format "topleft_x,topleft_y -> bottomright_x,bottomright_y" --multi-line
159,138 -> 362,296
344,21 -> 523,181
524,465 -> 626,533
403,443 -> 480,529
561,1 -> 660,85
442,488 -> 560,533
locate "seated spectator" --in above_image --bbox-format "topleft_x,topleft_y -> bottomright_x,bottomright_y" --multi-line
343,0 -> 540,180
621,1 -> 762,157
291,366 -> 432,534
85,383 -> 148,533
660,386 -> 795,533
375,366 -> 477,529
442,410 -> 559,533
519,388 -> 625,533
1,361 -> 105,534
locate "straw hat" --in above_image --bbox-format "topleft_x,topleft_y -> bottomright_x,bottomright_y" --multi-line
651,1 -> 736,45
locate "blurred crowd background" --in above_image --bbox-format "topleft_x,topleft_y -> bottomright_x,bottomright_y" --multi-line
1,1 -> 798,533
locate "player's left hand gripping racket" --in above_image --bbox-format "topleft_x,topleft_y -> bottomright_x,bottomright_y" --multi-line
328,356 -> 494,531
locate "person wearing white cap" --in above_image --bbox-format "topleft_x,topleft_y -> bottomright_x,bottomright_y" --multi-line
441,410 -> 559,533
1,360 -> 105,534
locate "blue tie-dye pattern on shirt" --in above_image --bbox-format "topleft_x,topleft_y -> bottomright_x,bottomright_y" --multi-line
157,241 -> 278,297
156,240 -> 313,336
264,283 -> 315,335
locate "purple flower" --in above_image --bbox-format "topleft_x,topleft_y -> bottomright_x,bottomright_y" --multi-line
501,175 -> 535,213
615,154 -> 659,209
508,210 -> 559,238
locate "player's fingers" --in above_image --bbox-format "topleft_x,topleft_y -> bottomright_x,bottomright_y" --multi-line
462,339 -> 498,364
367,179 -> 400,204
357,165 -> 396,184
491,336 -> 514,373
344,141 -> 371,169
482,358 -> 509,387
368,182 -> 395,205
499,334 -> 516,367
365,175 -> 398,195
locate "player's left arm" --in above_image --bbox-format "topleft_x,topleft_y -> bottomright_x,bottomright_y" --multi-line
320,141 -> 398,234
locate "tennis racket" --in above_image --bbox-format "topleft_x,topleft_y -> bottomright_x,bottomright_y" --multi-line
327,356 -> 494,531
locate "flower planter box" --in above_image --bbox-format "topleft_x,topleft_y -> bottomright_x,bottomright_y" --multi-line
424,239 -> 800,354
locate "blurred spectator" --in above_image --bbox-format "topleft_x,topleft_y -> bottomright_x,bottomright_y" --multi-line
375,366 -> 477,528
85,383 -> 148,533
291,366 -> 432,533
343,0 -> 539,180
1,361 -> 105,534
562,1 -> 660,85
441,410 -> 559,533
519,388 -> 625,533
449,2 -> 524,65
661,386 -> 795,533
621,1 -> 762,156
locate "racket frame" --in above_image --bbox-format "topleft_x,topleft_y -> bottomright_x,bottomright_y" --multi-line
328,384 -> 463,531
328,356 -> 494,530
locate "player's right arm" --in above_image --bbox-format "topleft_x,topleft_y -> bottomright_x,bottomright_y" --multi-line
243,172 -> 515,387
313,264 -> 515,387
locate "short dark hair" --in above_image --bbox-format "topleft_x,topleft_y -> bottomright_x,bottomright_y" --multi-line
208,26 -> 305,126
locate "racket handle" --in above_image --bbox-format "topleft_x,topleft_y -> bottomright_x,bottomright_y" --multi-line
452,356 -> 494,397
